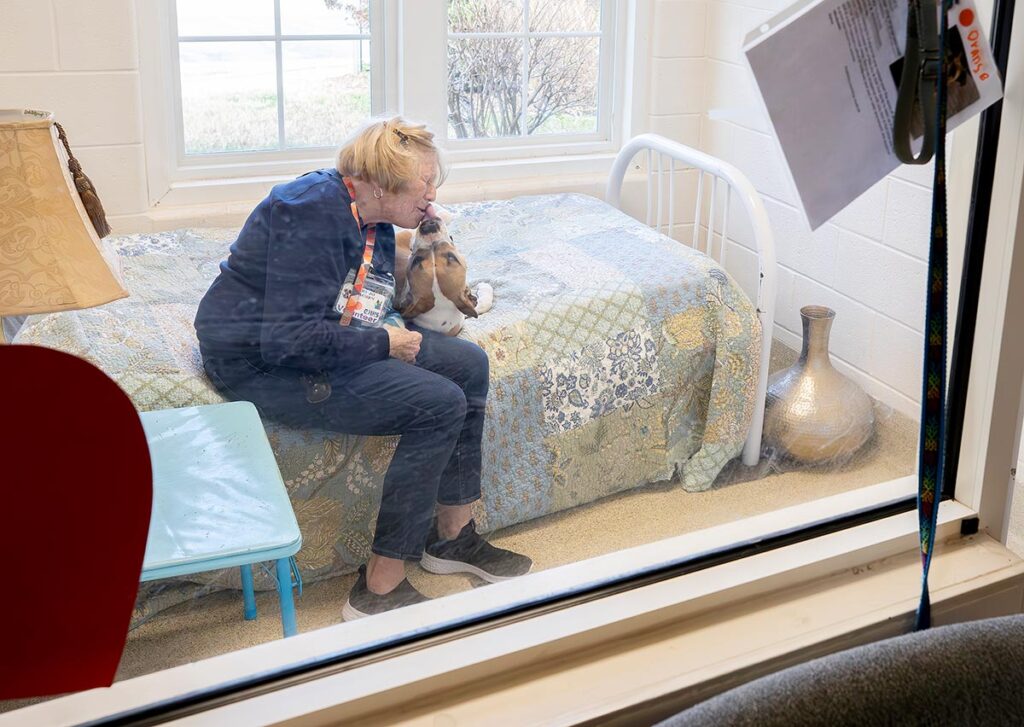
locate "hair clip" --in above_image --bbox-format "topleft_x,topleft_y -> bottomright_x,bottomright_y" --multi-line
393,128 -> 410,147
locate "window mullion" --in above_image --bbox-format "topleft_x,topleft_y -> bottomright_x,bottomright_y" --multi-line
598,0 -> 615,143
448,31 -> 602,39
178,35 -> 371,41
401,1 -> 447,135
274,0 -> 286,150
520,0 -> 529,137
371,0 -> 391,116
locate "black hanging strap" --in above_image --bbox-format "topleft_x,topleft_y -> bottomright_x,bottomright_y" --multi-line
894,0 -> 942,165
893,0 -> 952,631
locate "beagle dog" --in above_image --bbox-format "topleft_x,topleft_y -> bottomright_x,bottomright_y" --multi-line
394,210 -> 492,337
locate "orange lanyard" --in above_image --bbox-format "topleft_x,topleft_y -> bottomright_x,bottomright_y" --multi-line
340,177 -> 377,326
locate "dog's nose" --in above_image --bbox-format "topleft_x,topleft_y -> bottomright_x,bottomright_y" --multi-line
419,218 -> 441,235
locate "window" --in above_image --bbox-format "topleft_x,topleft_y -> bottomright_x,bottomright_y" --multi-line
175,0 -> 375,155
140,0 -> 622,201
169,0 -> 380,161
446,0 -> 607,140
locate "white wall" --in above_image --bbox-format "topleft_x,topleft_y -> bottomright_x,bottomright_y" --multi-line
704,0 -> 917,417
0,0 -> 147,220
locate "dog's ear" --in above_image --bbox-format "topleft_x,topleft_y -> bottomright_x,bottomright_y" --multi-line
401,250 -> 436,320
400,267 -> 435,320
401,292 -> 436,320
456,286 -> 479,318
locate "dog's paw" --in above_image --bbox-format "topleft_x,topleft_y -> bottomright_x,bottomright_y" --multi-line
473,282 -> 494,315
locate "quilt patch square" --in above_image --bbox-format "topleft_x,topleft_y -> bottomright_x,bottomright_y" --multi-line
540,324 -> 661,434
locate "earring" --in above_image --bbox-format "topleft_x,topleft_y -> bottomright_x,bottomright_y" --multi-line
373,187 -> 383,199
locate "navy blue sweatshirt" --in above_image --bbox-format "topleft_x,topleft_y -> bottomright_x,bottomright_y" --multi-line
194,169 -> 394,372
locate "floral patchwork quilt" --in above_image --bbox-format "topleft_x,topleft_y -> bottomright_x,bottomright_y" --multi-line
16,193 -> 760,596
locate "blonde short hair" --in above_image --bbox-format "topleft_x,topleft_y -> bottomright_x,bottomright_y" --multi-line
336,116 -> 446,194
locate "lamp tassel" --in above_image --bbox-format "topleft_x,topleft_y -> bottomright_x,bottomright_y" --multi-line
53,122 -> 111,239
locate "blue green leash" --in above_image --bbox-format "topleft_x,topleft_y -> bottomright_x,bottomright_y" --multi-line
893,0 -> 953,631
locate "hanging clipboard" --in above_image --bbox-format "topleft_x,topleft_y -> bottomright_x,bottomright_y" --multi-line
742,0 -> 1002,230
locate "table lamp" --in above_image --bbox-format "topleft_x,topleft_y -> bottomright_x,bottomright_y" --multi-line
0,109 -> 128,343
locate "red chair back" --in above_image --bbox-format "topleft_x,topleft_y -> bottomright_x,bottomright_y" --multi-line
0,345 -> 152,698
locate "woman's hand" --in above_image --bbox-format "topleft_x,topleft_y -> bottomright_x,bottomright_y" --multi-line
386,326 -> 422,363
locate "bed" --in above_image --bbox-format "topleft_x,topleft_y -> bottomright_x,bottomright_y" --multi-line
14,134 -> 776,600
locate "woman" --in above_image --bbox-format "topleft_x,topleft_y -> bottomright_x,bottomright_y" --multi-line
194,117 -> 531,620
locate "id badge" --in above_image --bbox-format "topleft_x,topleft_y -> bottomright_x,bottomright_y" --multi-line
335,268 -> 395,328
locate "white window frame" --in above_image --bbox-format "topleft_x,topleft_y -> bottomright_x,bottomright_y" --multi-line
136,0 -> 633,209
0,486 -> 996,725
403,0 -> 630,165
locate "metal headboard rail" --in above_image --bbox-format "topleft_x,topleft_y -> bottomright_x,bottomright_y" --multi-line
606,133 -> 778,467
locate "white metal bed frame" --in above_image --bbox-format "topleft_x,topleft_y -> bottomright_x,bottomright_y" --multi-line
606,133 -> 778,467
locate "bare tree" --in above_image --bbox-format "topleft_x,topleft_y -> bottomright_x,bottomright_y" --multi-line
323,0 -> 599,138
323,0 -> 369,33
448,0 -> 599,138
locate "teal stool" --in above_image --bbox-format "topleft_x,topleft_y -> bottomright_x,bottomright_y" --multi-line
139,402 -> 302,637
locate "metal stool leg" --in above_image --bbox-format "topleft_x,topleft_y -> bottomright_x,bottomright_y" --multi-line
276,558 -> 298,637
240,564 -> 257,621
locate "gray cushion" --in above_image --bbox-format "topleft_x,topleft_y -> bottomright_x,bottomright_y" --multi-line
656,615 -> 1024,727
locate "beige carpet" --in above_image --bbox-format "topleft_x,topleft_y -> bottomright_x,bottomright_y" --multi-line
0,344 -> 918,714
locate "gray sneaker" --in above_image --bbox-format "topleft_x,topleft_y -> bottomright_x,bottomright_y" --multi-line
342,564 -> 430,621
421,519 -> 533,583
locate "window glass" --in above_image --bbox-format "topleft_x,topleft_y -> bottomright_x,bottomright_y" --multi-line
177,0 -> 372,155
527,36 -> 599,134
448,37 -> 524,138
176,0 -> 276,37
180,41 -> 279,154
447,0 -> 604,139
283,40 -> 371,148
448,0 -> 523,34
529,0 -> 601,32
281,0 -> 368,36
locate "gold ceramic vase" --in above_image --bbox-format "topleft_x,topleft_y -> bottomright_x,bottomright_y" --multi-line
764,306 -> 875,464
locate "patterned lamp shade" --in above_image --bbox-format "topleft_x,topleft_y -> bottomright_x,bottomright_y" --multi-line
0,109 -> 127,322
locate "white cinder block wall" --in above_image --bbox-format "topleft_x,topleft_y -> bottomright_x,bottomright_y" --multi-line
693,0 -> 947,419
0,0 -> 147,220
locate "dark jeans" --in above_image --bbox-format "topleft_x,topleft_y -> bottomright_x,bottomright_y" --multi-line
201,325 -> 488,561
